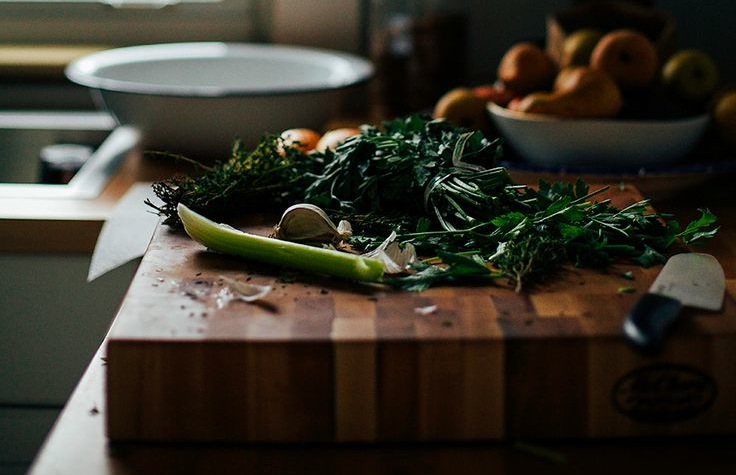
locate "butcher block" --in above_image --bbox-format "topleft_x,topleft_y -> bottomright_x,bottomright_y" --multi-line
104,184 -> 736,443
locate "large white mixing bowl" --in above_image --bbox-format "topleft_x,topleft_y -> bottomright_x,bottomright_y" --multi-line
66,42 -> 374,160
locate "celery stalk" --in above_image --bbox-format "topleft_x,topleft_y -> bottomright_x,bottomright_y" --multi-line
177,204 -> 385,282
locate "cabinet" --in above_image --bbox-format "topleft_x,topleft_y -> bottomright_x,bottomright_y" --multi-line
0,255 -> 137,473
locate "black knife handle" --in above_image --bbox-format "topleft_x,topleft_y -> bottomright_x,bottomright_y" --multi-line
623,293 -> 683,353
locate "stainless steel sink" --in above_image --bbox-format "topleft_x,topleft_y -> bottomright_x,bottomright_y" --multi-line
0,111 -> 139,199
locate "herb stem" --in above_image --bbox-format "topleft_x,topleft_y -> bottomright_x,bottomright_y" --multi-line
398,221 -> 490,240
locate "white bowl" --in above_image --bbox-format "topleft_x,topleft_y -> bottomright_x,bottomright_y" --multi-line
488,102 -> 709,167
66,42 -> 373,160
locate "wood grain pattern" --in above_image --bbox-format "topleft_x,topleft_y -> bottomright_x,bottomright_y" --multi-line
105,185 -> 736,442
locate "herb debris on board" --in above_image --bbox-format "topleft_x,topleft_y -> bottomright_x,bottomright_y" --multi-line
146,114 -> 718,291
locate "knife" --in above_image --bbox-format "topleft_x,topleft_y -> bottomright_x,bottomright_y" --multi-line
623,253 -> 725,353
87,182 -> 161,282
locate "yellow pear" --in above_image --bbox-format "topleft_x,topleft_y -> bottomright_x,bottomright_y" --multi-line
515,67 -> 622,118
560,28 -> 603,68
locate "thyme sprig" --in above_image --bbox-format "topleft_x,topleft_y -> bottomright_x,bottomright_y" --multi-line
145,136 -> 318,227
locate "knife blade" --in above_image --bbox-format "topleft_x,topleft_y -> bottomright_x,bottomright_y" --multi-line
623,253 -> 725,353
87,182 -> 161,282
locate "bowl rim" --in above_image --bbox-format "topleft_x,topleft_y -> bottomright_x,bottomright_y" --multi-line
65,42 -> 374,98
487,101 -> 710,126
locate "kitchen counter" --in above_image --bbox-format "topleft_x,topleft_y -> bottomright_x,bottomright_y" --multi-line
27,169 -> 736,474
0,139 -> 199,474
0,147 -> 186,253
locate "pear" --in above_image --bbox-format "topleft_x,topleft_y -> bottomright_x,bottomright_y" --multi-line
560,28 -> 603,68
515,66 -> 622,119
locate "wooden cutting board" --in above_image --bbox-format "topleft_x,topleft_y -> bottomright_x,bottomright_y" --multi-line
105,185 -> 736,443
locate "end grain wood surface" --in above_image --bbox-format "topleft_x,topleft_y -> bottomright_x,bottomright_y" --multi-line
104,184 -> 736,442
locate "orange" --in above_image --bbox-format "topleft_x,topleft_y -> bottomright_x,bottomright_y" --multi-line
315,128 -> 361,153
279,128 -> 322,153
713,90 -> 736,149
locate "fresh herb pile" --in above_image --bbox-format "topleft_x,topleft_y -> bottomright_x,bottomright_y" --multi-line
147,137 -> 320,227
147,114 -> 718,291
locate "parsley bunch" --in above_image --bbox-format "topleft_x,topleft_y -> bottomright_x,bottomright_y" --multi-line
302,116 -> 717,291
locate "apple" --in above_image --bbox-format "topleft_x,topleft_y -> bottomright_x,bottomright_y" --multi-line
433,87 -> 489,131
506,96 -> 524,111
472,81 -> 515,107
560,28 -> 603,68
661,49 -> 720,104
713,90 -> 736,149
497,42 -> 557,94
590,29 -> 658,89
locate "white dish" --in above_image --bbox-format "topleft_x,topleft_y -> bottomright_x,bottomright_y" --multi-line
488,102 -> 710,167
66,42 -> 374,160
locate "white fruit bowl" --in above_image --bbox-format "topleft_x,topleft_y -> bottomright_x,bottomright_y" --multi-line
66,42 -> 373,160
488,102 -> 709,167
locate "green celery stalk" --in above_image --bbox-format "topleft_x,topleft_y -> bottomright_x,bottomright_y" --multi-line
177,204 -> 385,282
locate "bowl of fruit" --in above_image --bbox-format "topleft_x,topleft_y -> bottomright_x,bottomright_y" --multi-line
429,1 -> 724,169
481,25 -> 719,168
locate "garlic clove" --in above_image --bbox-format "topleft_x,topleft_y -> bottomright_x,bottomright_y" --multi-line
272,203 -> 351,243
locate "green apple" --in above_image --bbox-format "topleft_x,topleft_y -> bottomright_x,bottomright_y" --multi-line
661,49 -> 720,103
560,28 -> 603,68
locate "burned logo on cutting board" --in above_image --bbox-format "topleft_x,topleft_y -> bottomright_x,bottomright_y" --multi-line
612,363 -> 717,423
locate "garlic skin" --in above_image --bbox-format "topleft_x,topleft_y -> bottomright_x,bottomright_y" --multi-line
272,203 -> 352,244
361,231 -> 416,274
217,275 -> 272,308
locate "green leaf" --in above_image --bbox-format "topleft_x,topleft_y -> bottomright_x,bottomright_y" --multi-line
437,251 -> 492,276
634,245 -> 666,267
385,265 -> 445,292
491,211 -> 526,232
386,251 -> 500,291
574,178 -> 589,200
678,208 -> 719,245
559,223 -> 585,240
